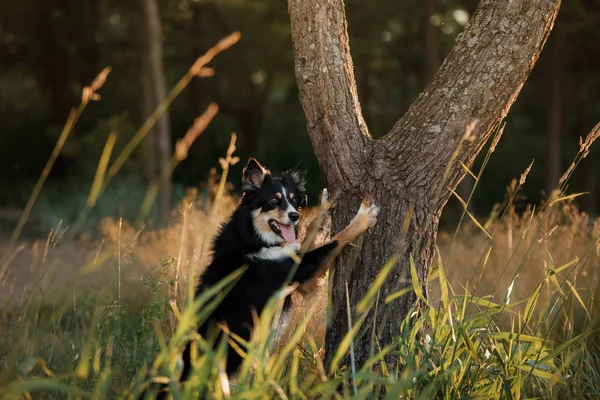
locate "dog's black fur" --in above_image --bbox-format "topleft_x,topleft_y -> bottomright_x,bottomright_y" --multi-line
180,158 -> 338,379
142,158 -> 378,398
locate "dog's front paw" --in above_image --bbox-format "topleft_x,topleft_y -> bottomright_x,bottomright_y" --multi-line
348,195 -> 379,234
356,196 -> 379,229
333,195 -> 379,245
319,188 -> 329,207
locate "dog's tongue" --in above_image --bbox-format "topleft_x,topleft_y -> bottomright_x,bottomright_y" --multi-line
279,224 -> 296,244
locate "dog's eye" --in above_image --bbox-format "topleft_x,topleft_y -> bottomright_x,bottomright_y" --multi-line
270,196 -> 279,204
290,197 -> 298,206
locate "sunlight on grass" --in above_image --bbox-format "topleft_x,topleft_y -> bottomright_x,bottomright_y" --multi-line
1,36 -> 600,399
2,154 -> 600,398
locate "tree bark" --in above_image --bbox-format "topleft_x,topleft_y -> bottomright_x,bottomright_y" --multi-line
140,0 -> 172,223
288,0 -> 561,369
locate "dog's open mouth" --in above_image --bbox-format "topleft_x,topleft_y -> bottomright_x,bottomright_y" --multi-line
268,219 -> 296,244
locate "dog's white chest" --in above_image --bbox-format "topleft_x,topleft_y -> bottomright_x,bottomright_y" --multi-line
245,244 -> 300,261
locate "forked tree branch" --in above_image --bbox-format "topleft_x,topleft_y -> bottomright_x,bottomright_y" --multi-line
289,0 -> 562,202
378,0 -> 562,203
288,0 -> 562,371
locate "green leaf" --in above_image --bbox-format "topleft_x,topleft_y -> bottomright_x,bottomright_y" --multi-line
516,364 -> 563,383
329,303 -> 372,375
488,332 -> 546,343
564,279 -> 591,320
539,330 -> 596,364
551,192 -> 588,205
410,255 -> 427,304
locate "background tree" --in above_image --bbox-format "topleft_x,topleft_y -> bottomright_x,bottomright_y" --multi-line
140,0 -> 172,222
287,0 -> 562,368
0,0 -> 599,237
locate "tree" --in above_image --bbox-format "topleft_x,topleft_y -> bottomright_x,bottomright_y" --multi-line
34,0 -> 72,123
287,0 -> 562,369
140,0 -> 172,222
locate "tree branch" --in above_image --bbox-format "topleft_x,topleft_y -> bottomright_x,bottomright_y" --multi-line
288,0 -> 371,189
377,0 -> 562,203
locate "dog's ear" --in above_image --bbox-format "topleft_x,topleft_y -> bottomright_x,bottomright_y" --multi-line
285,160 -> 307,192
242,158 -> 268,192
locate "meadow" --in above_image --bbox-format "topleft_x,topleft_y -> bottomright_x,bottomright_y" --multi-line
1,36 -> 600,399
2,148 -> 600,398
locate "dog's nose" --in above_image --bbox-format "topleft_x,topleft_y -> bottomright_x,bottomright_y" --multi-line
288,211 -> 299,222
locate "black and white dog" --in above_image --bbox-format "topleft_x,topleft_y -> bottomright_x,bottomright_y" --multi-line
179,158 -> 379,381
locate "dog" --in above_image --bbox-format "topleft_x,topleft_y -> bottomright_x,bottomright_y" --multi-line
159,158 -> 379,394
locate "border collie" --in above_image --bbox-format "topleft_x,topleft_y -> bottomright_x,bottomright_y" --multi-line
177,158 -> 378,387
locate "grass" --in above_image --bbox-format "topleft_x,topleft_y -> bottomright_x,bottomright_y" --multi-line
2,33 -> 600,399
2,154 -> 600,399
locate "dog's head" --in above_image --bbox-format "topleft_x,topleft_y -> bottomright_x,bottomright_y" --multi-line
241,158 -> 307,246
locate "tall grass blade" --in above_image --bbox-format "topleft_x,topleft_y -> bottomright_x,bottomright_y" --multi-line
87,131 -> 117,207
410,255 -> 427,304
345,281 -> 358,397
564,279 -> 591,320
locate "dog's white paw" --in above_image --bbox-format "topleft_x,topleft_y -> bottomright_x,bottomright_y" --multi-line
357,202 -> 379,228
365,204 -> 379,228
351,196 -> 379,231
320,188 -> 329,207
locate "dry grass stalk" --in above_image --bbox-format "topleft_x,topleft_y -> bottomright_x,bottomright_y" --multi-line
4,175 -> 600,351
9,66 -> 113,245
442,120 -> 479,187
136,104 -> 219,224
578,121 -> 600,158
175,103 -> 219,162
197,68 -> 215,77
88,131 -> 118,207
172,200 -> 193,320
189,32 -> 241,76
82,67 -> 112,104
489,122 -> 506,154
64,32 -> 240,239
519,159 -> 534,185
559,121 -> 600,185
436,197 -> 600,339
462,120 -> 478,142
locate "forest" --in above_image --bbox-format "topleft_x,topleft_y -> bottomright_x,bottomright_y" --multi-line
1,0 -> 599,232
1,0 -> 600,398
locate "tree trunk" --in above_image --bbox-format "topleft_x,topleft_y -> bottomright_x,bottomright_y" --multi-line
288,0 -> 561,369
546,32 -> 562,194
140,0 -> 172,223
141,52 -> 157,189
35,0 -> 72,123
66,0 -> 99,85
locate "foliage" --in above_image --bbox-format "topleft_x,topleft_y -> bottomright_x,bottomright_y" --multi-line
2,148 -> 600,398
1,0 -> 600,226
1,199 -> 600,398
1,1 -> 600,398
